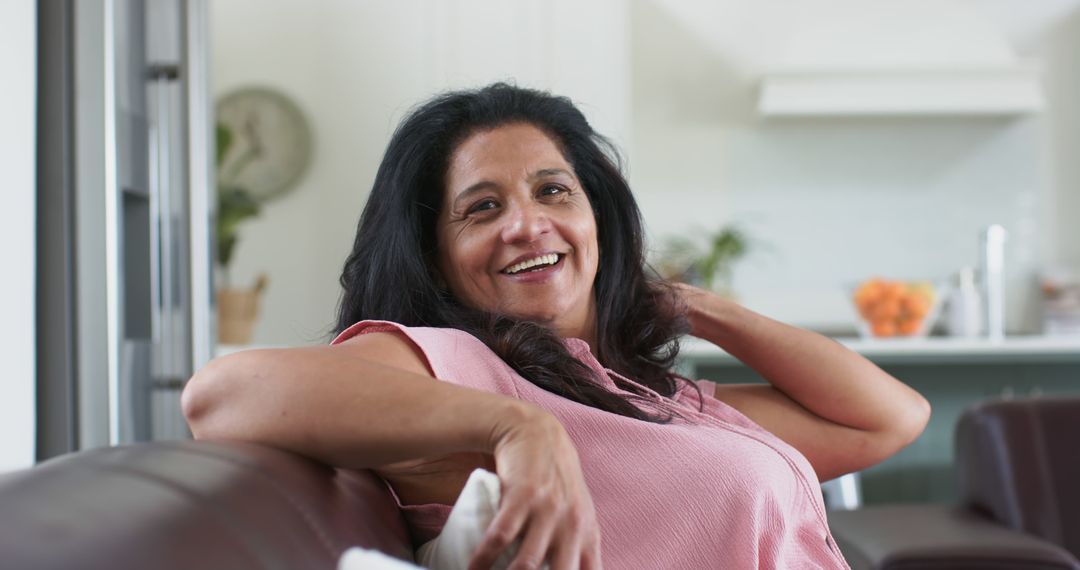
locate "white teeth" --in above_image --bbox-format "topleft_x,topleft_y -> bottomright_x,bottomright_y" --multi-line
505,253 -> 559,275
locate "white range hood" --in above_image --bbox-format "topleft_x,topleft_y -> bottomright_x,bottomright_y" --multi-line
759,65 -> 1043,117
755,1 -> 1045,117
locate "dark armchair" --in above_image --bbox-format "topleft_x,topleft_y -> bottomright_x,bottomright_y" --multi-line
829,396 -> 1080,570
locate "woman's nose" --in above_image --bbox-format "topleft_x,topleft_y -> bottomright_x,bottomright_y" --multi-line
500,202 -> 552,244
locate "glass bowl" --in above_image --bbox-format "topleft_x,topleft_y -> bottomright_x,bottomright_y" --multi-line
851,278 -> 947,339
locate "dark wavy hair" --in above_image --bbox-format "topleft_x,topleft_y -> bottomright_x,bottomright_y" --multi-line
335,83 -> 693,422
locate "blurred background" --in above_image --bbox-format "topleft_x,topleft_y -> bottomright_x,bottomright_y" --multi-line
210,0 -> 1080,346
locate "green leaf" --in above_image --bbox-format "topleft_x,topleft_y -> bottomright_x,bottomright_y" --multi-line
216,186 -> 261,267
657,223 -> 750,291
216,123 -> 233,168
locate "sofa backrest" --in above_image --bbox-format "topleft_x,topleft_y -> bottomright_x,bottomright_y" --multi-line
955,396 -> 1080,560
0,440 -> 413,570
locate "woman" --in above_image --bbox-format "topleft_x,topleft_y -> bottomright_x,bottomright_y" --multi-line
182,83 -> 930,570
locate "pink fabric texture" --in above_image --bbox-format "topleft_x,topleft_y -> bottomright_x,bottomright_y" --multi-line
331,320 -> 850,569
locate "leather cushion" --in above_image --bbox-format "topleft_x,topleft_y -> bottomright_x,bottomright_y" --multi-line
830,504 -> 1080,570
0,441 -> 412,570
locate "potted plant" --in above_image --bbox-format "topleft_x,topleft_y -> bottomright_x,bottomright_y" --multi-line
215,123 -> 267,345
656,224 -> 750,299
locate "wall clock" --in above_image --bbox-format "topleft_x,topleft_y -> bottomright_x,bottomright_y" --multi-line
216,87 -> 313,202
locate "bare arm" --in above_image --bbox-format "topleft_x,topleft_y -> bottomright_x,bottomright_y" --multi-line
182,331 -> 524,467
181,331 -> 603,570
676,283 -> 931,481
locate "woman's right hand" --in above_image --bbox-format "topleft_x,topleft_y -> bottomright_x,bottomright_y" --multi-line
468,403 -> 603,570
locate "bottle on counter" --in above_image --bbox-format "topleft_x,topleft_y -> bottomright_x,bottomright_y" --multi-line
980,224 -> 1008,341
945,266 -> 983,337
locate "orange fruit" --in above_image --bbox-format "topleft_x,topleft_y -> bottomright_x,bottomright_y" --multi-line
856,278 -> 936,338
897,317 -> 921,336
854,289 -> 875,313
882,282 -> 905,299
871,297 -> 901,321
871,320 -> 897,337
901,294 -> 930,319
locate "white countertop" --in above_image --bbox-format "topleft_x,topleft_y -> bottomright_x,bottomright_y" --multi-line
678,334 -> 1080,365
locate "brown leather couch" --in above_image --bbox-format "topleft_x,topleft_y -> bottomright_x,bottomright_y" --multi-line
829,396 -> 1080,570
5,397 -> 1078,570
0,440 -> 414,570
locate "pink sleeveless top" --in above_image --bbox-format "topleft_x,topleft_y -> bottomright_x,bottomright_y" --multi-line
331,320 -> 850,569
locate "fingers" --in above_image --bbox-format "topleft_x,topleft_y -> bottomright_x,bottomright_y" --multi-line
508,511 -> 557,570
547,528 -> 582,570
468,497 -> 529,570
482,413 -> 600,570
581,530 -> 603,570
552,511 -> 601,570
469,492 -> 587,570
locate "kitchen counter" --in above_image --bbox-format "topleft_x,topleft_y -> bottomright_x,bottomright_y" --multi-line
678,334 -> 1080,368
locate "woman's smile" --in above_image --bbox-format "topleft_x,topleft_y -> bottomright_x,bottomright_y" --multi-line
435,123 -> 599,342
500,252 -> 565,282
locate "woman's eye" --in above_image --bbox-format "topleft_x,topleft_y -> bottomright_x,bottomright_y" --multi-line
468,199 -> 498,214
539,185 -> 567,197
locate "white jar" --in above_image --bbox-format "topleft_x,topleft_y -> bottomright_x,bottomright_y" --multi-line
946,267 -> 983,337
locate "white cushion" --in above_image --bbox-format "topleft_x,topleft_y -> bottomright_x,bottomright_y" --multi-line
416,468 -> 542,570
340,468 -> 546,570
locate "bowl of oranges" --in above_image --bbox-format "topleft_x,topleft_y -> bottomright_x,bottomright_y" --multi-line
851,278 -> 944,339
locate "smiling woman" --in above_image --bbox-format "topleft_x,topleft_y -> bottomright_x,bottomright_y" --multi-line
183,83 -> 930,570
335,84 -> 688,425
436,124 -> 601,348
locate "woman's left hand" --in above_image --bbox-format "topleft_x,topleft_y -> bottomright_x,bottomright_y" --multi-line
667,281 -> 723,339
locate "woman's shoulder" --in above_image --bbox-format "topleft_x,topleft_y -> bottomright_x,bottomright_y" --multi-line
332,319 -> 482,349
332,320 -> 519,394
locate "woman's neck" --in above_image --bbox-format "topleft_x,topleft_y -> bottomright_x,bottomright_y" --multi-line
555,305 -> 598,355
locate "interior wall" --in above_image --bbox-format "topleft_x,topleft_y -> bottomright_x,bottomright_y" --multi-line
630,0 -> 1077,332
0,0 -> 37,471
211,0 -> 628,346
212,0 -> 1080,345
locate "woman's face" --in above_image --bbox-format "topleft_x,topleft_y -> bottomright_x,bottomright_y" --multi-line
436,123 -> 600,342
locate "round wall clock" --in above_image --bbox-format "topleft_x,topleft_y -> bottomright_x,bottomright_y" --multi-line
216,87 -> 313,202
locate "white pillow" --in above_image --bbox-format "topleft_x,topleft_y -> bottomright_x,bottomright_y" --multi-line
416,468 -> 546,570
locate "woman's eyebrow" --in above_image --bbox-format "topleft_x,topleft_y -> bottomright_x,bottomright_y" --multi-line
531,168 -> 574,180
451,181 -> 498,209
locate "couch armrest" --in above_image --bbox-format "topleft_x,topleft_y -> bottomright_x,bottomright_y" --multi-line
829,504 -> 1080,570
0,441 -> 412,570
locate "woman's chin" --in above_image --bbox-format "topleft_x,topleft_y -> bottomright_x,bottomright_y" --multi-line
502,309 -> 559,325
471,296 -> 588,332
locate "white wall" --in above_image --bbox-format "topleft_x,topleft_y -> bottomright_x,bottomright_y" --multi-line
213,0 -> 1080,343
629,0 -> 1078,331
0,0 -> 37,470
212,0 -> 629,346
